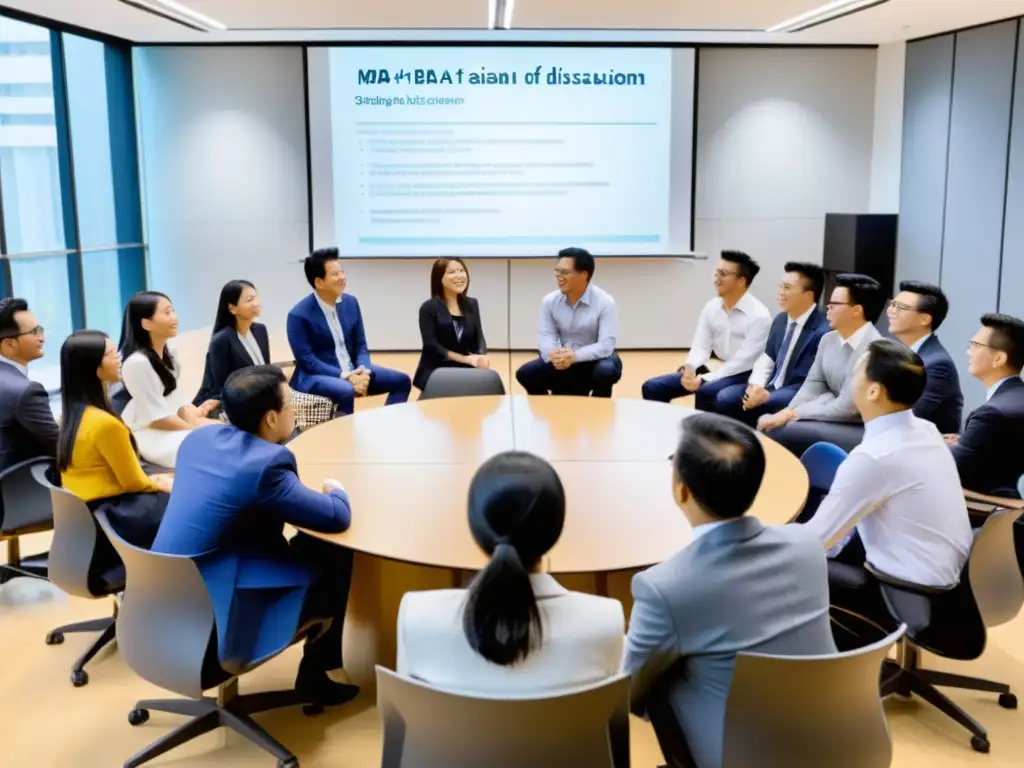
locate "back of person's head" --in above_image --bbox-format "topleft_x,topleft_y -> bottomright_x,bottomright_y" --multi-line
462,451 -> 566,667
223,365 -> 291,439
836,273 -> 885,323
783,261 -> 825,303
722,250 -> 761,287
558,247 -> 595,282
898,281 -> 949,331
118,291 -> 177,396
57,330 -> 119,471
860,339 -> 927,408
304,247 -> 340,289
212,279 -> 256,334
981,313 -> 1024,373
672,413 -> 765,520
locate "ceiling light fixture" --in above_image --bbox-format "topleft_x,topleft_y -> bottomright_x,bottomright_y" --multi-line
766,0 -> 889,33
118,0 -> 227,32
489,0 -> 515,30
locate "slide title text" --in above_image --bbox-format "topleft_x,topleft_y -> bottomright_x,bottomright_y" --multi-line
358,66 -> 647,87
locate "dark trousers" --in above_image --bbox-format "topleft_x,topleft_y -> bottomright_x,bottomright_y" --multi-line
640,366 -> 752,412
715,384 -> 796,427
646,679 -> 699,768
515,354 -> 623,398
825,533 -> 899,651
291,533 -> 354,672
767,420 -> 865,457
302,364 -> 411,416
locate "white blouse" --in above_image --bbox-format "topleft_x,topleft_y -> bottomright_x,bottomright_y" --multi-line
121,351 -> 188,431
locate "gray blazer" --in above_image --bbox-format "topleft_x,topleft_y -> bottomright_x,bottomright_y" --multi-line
789,323 -> 883,422
624,517 -> 836,768
0,361 -> 58,473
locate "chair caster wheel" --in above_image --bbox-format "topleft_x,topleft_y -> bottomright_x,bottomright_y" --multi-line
71,669 -> 88,687
999,693 -> 1017,709
278,758 -> 299,768
971,736 -> 990,753
45,631 -> 64,645
301,703 -> 324,717
128,708 -> 150,726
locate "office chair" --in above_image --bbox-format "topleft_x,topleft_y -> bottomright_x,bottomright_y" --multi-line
107,381 -> 131,417
376,667 -> 630,768
1019,474 -> 1024,502
94,511 -> 329,768
43,474 -> 123,687
419,367 -> 506,401
0,456 -> 53,583
722,624 -> 905,768
797,442 -> 847,524
878,507 -> 1023,753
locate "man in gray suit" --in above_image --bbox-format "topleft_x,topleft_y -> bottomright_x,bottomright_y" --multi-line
624,413 -> 836,768
757,273 -> 886,456
0,298 -> 57,473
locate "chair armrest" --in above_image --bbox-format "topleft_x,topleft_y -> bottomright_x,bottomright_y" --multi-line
964,488 -> 1024,510
864,562 -> 956,595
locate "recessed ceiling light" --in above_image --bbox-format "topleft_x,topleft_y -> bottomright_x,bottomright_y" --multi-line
767,0 -> 890,33
118,0 -> 227,32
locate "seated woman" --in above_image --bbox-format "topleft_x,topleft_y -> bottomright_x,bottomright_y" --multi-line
396,451 -> 624,695
412,258 -> 490,392
58,330 -> 172,550
119,291 -> 218,468
194,279 -> 270,406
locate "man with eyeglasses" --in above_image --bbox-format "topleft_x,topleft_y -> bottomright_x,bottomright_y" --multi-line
641,250 -> 771,410
947,313 -> 1024,498
885,281 -> 962,434
0,297 -> 57,472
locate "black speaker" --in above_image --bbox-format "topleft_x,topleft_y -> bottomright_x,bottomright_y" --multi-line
822,213 -> 898,300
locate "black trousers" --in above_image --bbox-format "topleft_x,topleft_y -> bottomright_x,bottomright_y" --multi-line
292,532 -> 354,672
767,420 -> 865,457
826,533 -> 900,651
515,354 -> 623,397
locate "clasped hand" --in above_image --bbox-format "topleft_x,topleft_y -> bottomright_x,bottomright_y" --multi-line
549,348 -> 576,370
742,384 -> 770,411
465,354 -> 491,370
345,366 -> 371,397
679,366 -> 703,393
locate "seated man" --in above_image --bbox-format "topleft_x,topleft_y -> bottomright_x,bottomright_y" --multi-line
624,413 -> 835,768
803,340 -> 973,650
717,262 -> 829,427
948,313 -> 1024,498
757,273 -> 885,455
152,366 -> 358,706
515,247 -> 622,397
886,281 -> 963,434
0,297 -> 57,472
642,250 -> 771,410
287,248 -> 411,416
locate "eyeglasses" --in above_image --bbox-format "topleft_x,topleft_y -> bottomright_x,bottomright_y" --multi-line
888,300 -> 917,313
825,301 -> 851,309
554,269 -> 577,278
0,325 -> 43,340
714,269 -> 739,280
968,340 -> 995,350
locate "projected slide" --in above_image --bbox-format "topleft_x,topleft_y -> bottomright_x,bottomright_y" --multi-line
324,47 -> 687,257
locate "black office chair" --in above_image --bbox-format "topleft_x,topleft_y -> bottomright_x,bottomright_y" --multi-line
419,367 -> 506,401
878,507 -> 1023,753
108,382 -> 131,417
0,456 -> 54,583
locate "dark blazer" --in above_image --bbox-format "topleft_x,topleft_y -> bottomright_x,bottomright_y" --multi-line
952,376 -> 1024,498
413,297 -> 487,391
912,335 -> 963,435
151,423 -> 351,669
0,361 -> 58,473
194,323 -> 271,405
286,293 -> 371,392
763,307 -> 830,395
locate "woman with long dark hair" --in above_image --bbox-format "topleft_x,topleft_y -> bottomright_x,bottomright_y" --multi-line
396,451 -> 624,693
412,257 -> 490,392
194,280 -> 270,405
58,330 -> 171,549
118,291 -> 218,468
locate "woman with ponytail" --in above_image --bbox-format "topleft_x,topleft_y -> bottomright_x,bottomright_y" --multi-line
396,451 -> 624,694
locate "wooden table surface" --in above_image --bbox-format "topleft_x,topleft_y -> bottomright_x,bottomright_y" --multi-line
293,395 -> 809,573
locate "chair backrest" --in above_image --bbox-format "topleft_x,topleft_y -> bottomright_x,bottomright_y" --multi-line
45,480 -> 103,599
800,442 -> 848,491
722,624 -> 905,768
94,512 -> 215,700
1018,474 -> 1024,500
419,368 -> 506,401
108,382 -> 130,417
968,506 -> 1024,629
0,457 -> 54,535
376,667 -> 630,768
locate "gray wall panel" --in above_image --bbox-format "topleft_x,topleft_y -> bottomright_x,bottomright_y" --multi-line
1001,22 -> 1024,321
941,20 -> 1019,415
896,35 -> 954,287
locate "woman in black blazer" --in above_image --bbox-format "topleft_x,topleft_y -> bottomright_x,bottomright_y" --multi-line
413,258 -> 489,391
194,280 -> 271,405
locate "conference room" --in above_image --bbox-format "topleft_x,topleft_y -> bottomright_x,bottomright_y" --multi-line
1,0 -> 1024,766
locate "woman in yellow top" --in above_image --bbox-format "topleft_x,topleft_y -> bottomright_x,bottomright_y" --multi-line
58,330 -> 172,549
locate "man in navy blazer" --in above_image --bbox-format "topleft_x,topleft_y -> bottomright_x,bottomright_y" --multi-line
287,248 -> 411,416
949,314 -> 1024,498
716,263 -> 830,427
152,366 -> 359,706
886,281 -> 963,435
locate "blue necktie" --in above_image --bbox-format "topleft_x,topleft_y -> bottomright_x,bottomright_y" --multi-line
769,321 -> 797,390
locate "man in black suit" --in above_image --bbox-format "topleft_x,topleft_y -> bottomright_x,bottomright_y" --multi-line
0,298 -> 58,472
948,313 -> 1024,498
886,281 -> 963,434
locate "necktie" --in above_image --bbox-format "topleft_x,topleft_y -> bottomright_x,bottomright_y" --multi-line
769,322 -> 797,390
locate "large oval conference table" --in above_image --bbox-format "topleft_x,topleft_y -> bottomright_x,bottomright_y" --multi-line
291,395 -> 809,689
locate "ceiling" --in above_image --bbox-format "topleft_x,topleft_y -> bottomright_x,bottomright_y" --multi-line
2,0 -> 1023,44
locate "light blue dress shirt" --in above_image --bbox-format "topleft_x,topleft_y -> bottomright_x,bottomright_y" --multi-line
314,293 -> 355,375
537,283 -> 618,363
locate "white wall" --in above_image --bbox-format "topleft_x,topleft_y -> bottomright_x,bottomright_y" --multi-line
869,42 -> 907,212
135,45 -> 879,371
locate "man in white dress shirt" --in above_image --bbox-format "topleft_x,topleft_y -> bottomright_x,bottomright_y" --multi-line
642,250 -> 772,411
804,339 -> 973,649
